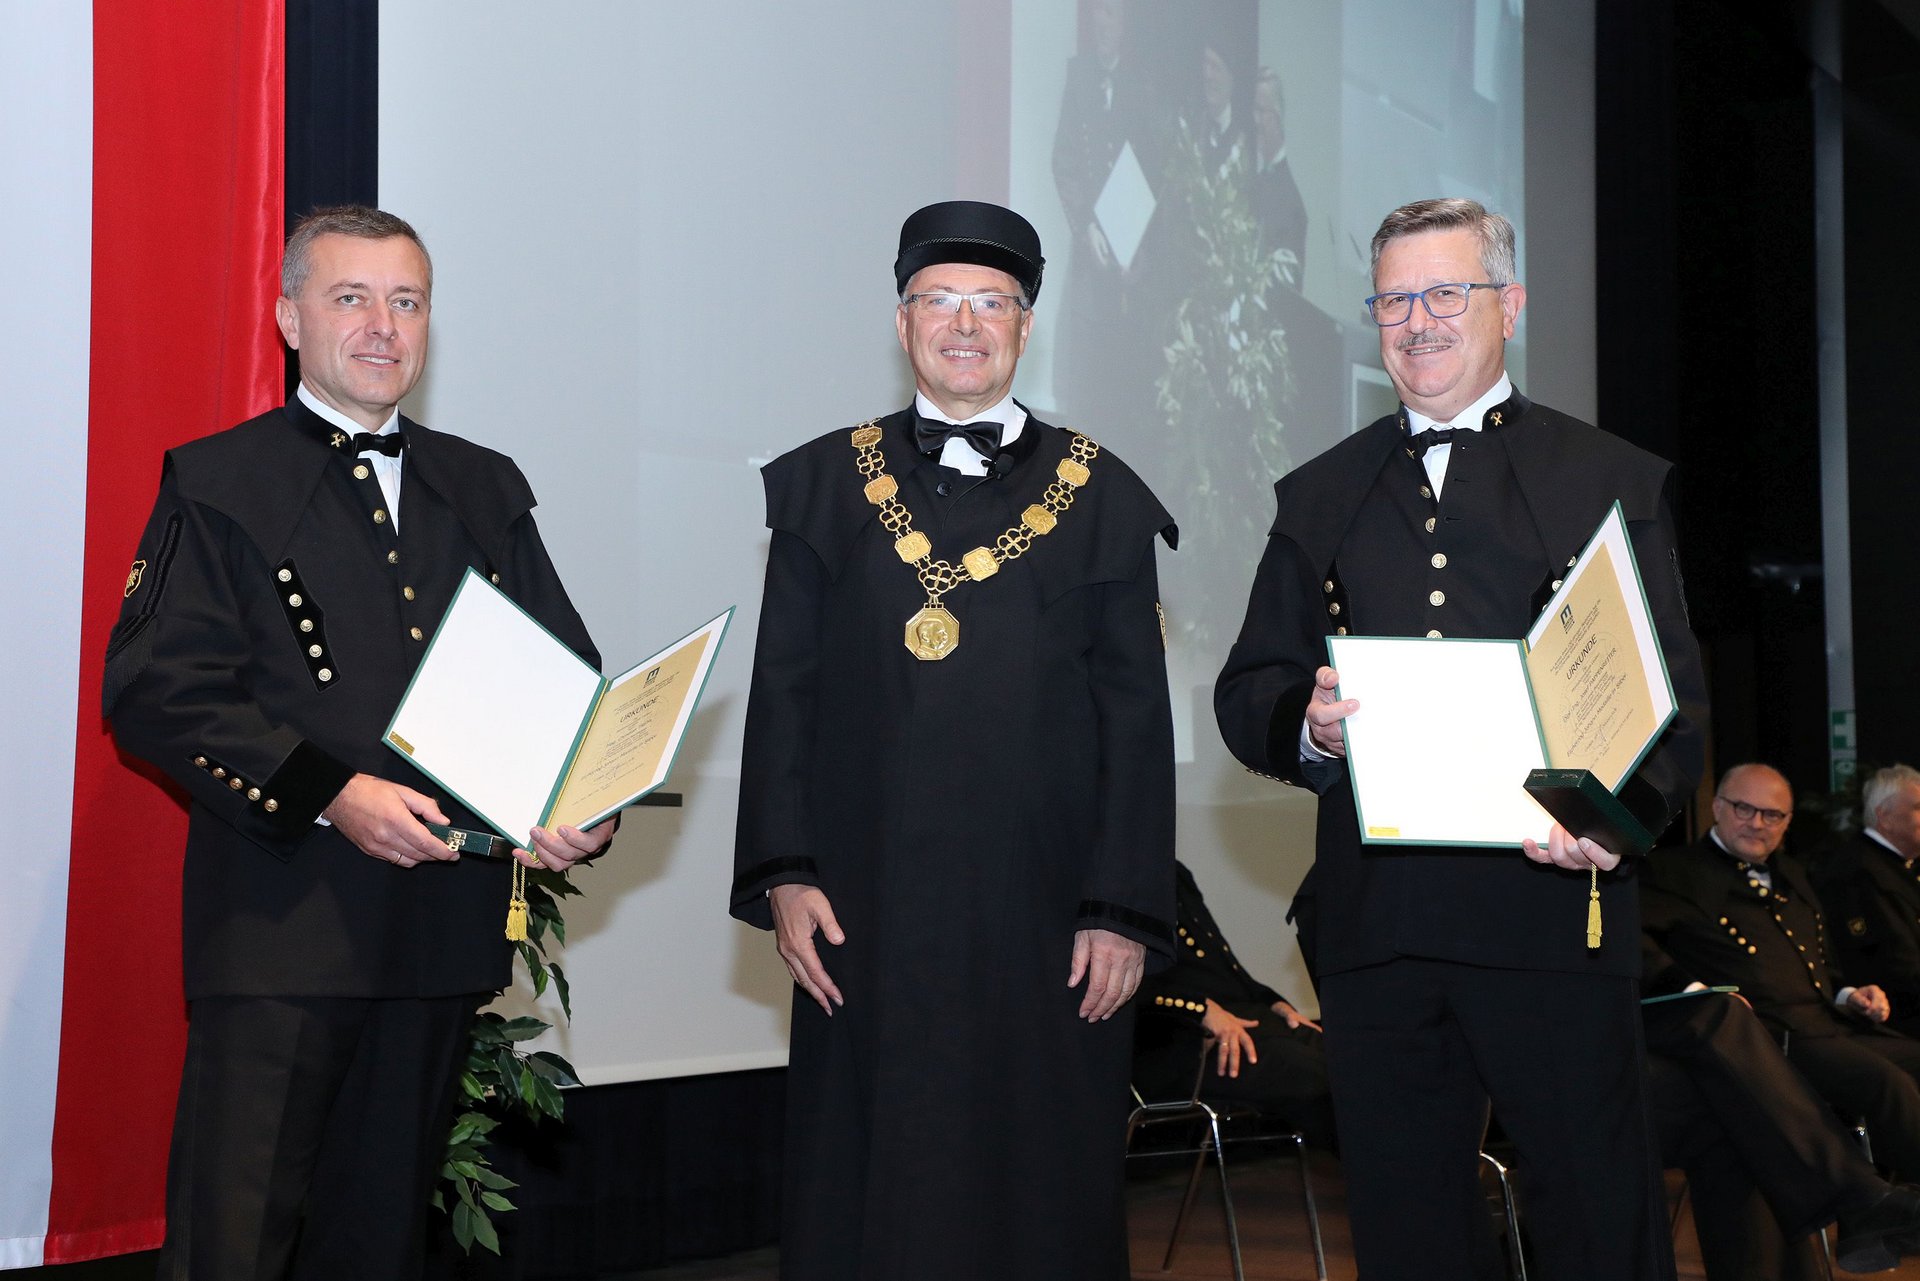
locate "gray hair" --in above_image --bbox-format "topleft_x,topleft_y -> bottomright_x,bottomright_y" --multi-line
282,205 -> 431,297
1369,198 -> 1517,286
1864,764 -> 1920,826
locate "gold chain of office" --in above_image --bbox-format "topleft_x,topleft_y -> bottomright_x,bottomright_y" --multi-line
849,420 -> 1099,661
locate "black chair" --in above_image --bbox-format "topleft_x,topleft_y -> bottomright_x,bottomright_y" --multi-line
1126,1043 -> 1327,1281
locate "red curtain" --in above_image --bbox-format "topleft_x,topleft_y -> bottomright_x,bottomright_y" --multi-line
47,0 -> 285,1261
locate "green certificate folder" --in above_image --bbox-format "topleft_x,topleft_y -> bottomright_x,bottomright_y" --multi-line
384,568 -> 732,844
1330,502 -> 1677,850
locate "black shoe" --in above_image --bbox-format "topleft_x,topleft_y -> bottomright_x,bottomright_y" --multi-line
1836,1184 -> 1920,1273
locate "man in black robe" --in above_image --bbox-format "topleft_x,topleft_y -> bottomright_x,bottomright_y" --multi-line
1642,763 -> 1920,1177
1215,198 -> 1707,1280
731,200 -> 1177,1280
105,206 -> 611,1279
1816,764 -> 1920,1035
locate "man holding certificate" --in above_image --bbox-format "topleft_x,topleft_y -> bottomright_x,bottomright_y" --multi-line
1215,198 -> 1707,1279
731,200 -> 1178,1280
104,207 -> 611,1279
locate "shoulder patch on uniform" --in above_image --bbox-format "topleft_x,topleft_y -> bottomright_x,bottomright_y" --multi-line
1850,917 -> 1868,936
124,559 -> 146,597
1156,601 -> 1167,651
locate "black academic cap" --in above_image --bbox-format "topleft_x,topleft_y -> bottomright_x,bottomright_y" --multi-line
893,200 -> 1045,302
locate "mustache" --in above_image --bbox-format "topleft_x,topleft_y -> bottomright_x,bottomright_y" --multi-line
1395,334 -> 1456,354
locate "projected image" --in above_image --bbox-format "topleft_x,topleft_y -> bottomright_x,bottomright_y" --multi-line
1013,0 -> 1527,739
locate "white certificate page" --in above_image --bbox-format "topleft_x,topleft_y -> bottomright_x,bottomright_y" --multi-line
385,571 -> 604,843
1328,635 -> 1557,847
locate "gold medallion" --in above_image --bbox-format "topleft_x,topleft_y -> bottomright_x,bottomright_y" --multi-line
961,547 -> 999,581
904,605 -> 960,661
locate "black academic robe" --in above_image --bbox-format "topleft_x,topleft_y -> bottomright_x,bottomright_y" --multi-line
105,398 -> 597,1000
731,408 -> 1177,1281
1642,839 -> 1854,1041
1214,391 -> 1707,980
1816,832 -> 1920,1031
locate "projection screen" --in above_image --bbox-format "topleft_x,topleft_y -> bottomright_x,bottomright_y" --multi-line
379,0 -> 1595,1084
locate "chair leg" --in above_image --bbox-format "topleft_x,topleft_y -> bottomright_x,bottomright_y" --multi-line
1288,1131 -> 1328,1281
1207,1112 -> 1247,1281
1481,1151 -> 1527,1281
1817,1223 -> 1837,1281
1163,1140 -> 1210,1271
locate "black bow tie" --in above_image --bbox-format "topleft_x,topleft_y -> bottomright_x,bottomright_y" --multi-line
913,415 -> 1004,461
347,430 -> 405,457
1409,427 -> 1458,458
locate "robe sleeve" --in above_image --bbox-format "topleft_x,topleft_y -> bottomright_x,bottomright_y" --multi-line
102,463 -> 355,859
1613,472 -> 1709,844
1073,540 -> 1177,962
730,529 -> 828,928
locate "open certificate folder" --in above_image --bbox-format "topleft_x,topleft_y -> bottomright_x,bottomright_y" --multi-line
1329,502 -> 1678,848
384,569 -> 731,843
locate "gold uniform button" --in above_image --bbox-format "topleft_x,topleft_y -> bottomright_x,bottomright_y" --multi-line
373,509 -> 388,524
1419,485 -> 1433,499
211,767 -> 227,779
1337,626 -> 1349,635
353,464 -> 370,480
1424,517 -> 1437,533
300,619 -> 314,633
308,644 -> 322,658
387,550 -> 399,564
1719,917 -> 1729,925
1426,629 -> 1443,639
1747,945 -> 1758,954
403,586 -> 415,601
1552,579 -> 1564,591
264,799 -> 279,813
1328,602 -> 1341,616
1428,590 -> 1446,607
276,568 -> 292,583
247,787 -> 261,801
318,668 -> 333,682
490,572 -> 500,584
193,755 -> 208,768
228,777 -> 243,791
410,627 -> 424,641
287,593 -> 302,607
1195,949 -> 1205,958
1323,580 -> 1335,594
1431,553 -> 1448,569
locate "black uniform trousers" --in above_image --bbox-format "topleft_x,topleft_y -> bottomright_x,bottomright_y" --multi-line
157,993 -> 480,1281
1320,958 -> 1670,1281
1645,993 -> 1883,1281
1783,1025 -> 1920,1178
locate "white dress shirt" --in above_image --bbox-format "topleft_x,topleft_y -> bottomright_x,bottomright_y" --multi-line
914,391 -> 1027,477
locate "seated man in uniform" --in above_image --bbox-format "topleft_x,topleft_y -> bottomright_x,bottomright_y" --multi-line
1643,763 -> 1920,1180
1817,764 -> 1920,1037
1134,860 -> 1334,1150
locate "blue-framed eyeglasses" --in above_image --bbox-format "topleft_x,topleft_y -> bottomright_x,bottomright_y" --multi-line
1363,282 -> 1506,327
902,291 -> 1029,320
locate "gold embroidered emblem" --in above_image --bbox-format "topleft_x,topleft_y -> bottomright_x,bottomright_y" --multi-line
124,559 -> 146,597
330,430 -> 347,448
1490,411 -> 1504,427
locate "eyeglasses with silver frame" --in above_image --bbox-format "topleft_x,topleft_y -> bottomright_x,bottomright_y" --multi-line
1363,282 -> 1507,327
902,291 -> 1029,320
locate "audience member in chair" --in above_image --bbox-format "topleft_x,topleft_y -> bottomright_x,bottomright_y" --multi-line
1134,861 -> 1336,1151
1817,765 -> 1920,1037
1643,763 -> 1920,1178
1645,986 -> 1920,1277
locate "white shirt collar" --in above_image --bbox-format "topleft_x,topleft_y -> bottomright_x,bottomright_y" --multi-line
913,392 -> 1027,477
1405,373 -> 1513,436
297,382 -> 400,437
1866,827 -> 1908,859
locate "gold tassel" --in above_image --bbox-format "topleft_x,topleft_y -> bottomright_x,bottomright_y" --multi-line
1586,866 -> 1603,950
505,858 -> 530,942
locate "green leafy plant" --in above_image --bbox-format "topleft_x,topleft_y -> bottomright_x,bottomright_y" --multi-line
435,866 -> 584,1254
1152,119 -> 1298,649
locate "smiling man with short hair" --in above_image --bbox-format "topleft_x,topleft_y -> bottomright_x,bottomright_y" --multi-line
731,200 -> 1178,1280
